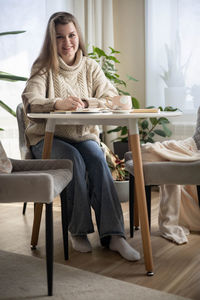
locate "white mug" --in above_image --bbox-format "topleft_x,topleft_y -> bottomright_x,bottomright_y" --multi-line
111,95 -> 132,110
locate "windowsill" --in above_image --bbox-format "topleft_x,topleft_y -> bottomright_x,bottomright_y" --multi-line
0,116 -> 20,159
170,109 -> 197,125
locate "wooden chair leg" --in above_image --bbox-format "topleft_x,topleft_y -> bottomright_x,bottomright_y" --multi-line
46,203 -> 53,296
60,187 -> 69,260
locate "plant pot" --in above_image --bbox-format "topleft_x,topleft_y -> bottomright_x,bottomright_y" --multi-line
114,180 -> 129,203
113,141 -> 128,159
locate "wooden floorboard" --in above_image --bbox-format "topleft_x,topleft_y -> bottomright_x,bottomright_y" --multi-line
0,191 -> 199,299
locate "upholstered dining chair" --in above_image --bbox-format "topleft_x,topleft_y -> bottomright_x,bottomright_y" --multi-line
125,151 -> 200,237
0,144 -> 73,296
16,103 -> 35,214
16,102 -> 33,160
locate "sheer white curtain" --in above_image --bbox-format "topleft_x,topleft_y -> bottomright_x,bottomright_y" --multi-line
0,0 -> 114,157
145,0 -> 200,115
74,0 -> 114,52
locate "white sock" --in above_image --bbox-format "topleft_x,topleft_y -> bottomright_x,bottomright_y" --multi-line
70,235 -> 92,253
109,236 -> 140,261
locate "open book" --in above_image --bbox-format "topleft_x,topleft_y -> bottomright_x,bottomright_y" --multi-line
130,108 -> 160,113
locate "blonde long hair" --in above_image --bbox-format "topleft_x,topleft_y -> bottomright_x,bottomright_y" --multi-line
32,12 -> 87,77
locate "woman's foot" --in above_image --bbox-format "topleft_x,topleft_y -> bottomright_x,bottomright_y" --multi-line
109,236 -> 140,261
70,235 -> 92,253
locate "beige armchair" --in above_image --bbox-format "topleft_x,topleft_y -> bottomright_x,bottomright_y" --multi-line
125,152 -> 200,237
16,102 -> 34,214
0,147 -> 73,296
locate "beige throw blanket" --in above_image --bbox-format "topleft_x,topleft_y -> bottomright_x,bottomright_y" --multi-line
141,137 -> 200,244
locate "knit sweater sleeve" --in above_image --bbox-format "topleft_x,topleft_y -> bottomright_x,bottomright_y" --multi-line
84,58 -> 118,108
22,66 -> 61,114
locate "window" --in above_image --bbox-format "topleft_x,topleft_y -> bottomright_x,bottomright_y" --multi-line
145,0 -> 200,114
0,0 -> 72,157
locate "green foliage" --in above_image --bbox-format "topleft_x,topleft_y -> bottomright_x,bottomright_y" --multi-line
88,46 -> 139,108
88,45 -> 177,144
0,31 -> 27,130
108,106 -> 178,144
0,71 -> 27,82
0,31 -> 26,36
0,100 -> 16,117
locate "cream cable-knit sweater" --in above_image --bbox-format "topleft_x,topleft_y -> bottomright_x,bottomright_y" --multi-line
22,50 -> 118,146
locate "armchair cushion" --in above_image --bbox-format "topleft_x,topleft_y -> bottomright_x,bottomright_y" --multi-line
0,141 -> 12,174
0,173 -> 54,203
125,151 -> 200,185
0,159 -> 73,203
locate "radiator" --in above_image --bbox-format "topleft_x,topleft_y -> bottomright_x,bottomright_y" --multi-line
0,125 -> 20,159
169,122 -> 196,140
154,112 -> 197,142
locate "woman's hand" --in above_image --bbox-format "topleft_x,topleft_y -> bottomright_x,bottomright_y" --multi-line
54,96 -> 85,110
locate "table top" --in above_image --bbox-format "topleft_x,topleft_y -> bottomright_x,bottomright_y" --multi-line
28,111 -> 182,120
28,111 -> 182,127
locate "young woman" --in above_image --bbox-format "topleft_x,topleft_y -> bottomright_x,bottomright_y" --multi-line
22,11 -> 140,261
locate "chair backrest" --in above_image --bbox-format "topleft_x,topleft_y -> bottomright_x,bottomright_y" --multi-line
16,103 -> 33,159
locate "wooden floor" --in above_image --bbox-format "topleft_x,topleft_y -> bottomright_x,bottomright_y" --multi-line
0,190 -> 200,299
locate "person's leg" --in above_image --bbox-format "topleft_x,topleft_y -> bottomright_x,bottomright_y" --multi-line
159,184 -> 189,244
75,140 -> 140,261
31,137 -> 94,252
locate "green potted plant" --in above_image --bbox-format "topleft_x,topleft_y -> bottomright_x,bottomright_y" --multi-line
101,141 -> 129,202
88,46 -> 139,108
89,46 -> 178,202
88,46 -> 139,159
107,105 -> 178,147
0,31 -> 27,131
88,46 -> 177,156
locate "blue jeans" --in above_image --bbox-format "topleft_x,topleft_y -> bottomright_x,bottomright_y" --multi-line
31,137 -> 125,245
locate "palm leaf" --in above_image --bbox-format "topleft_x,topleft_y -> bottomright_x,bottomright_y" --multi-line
0,31 -> 26,36
0,100 -> 16,117
0,71 -> 27,82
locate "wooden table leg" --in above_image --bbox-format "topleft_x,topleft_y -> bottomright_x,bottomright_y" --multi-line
31,130 -> 55,247
128,119 -> 154,275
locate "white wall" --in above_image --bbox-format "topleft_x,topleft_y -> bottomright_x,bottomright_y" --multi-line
113,0 -> 145,108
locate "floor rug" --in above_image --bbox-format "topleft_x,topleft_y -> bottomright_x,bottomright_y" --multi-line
0,250 -> 189,300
